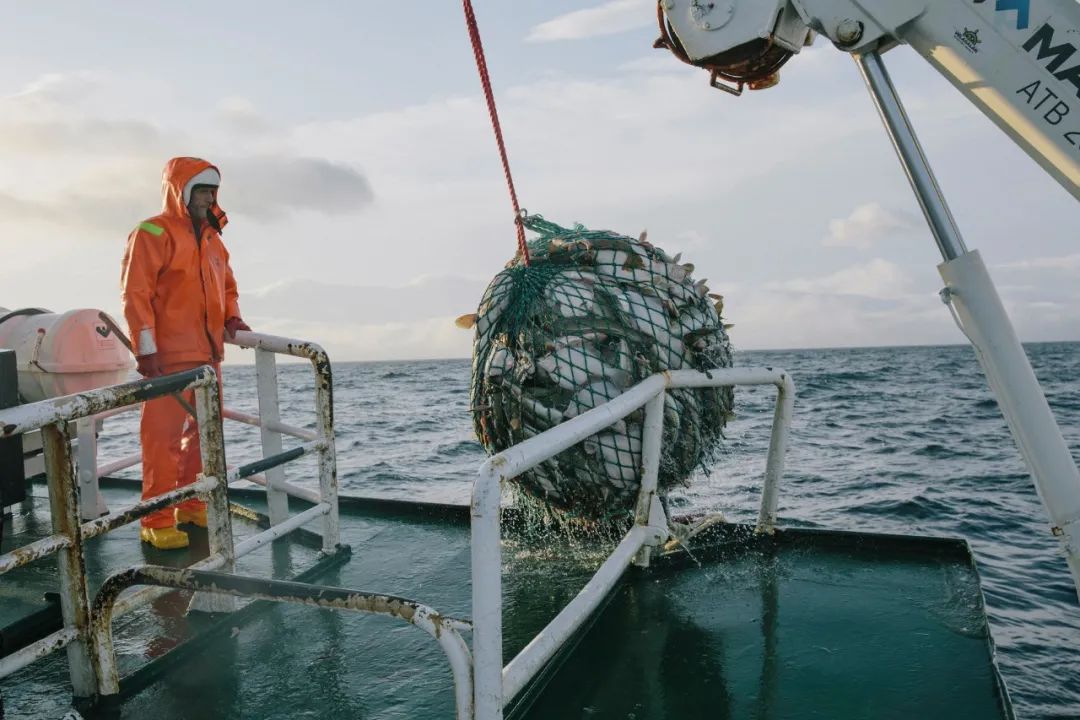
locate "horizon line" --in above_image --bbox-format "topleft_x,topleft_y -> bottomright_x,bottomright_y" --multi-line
222,338 -> 1079,366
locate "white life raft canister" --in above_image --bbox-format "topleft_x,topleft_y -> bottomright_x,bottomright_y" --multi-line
0,308 -> 133,402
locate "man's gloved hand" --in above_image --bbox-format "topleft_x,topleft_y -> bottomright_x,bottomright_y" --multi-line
136,353 -> 163,378
225,316 -> 251,340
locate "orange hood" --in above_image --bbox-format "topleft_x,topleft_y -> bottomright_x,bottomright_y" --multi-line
160,156 -> 228,231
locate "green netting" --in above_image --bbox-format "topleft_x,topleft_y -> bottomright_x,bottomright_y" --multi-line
469,214 -> 734,523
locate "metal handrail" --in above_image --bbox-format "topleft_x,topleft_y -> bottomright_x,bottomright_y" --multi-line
470,366 -> 795,718
81,330 -> 342,624
228,329 -> 339,549
0,368 -> 215,437
0,366 -> 227,695
69,331 -> 334,534
90,565 -> 475,720
0,330 -> 342,700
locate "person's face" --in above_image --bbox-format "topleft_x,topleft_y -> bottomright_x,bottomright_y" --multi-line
188,186 -> 216,219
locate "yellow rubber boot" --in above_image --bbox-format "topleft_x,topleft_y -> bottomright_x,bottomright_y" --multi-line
175,507 -> 208,528
140,526 -> 189,550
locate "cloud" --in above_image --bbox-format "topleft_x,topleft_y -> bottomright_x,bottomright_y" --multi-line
222,156 -> 374,219
232,315 -> 471,363
527,0 -> 654,42
727,287 -> 954,350
0,155 -> 161,234
0,72 -> 168,157
669,229 -> 710,252
988,254 -> 1080,334
0,154 -> 374,234
6,71 -> 104,108
216,97 -> 271,136
0,118 -> 166,156
994,254 -> 1080,272
237,276 -> 488,362
768,259 -> 913,300
822,202 -> 921,250
721,251 -> 1080,350
291,67 -> 879,221
243,275 -> 486,325
0,188 -> 149,235
716,257 -> 946,350
617,55 -> 693,74
0,75 -> 374,229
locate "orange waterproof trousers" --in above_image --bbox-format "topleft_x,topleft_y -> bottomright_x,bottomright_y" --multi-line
140,362 -> 222,528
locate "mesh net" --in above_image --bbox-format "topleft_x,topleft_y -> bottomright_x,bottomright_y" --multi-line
469,214 -> 734,524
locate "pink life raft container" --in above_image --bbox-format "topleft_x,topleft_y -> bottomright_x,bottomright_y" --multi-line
0,308 -> 133,402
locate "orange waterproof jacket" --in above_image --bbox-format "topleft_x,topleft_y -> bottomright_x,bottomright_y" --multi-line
121,157 -> 241,365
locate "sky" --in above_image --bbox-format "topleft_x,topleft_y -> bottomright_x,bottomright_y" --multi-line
0,1 -> 1076,363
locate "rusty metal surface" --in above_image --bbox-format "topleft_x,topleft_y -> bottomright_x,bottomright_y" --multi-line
225,331 -> 340,551
42,422 -> 96,696
190,379 -> 235,614
90,545 -> 352,708
0,367 -> 215,437
5,468 -> 1017,720
0,532 -> 71,574
100,566 -> 435,622
78,476 -> 218,542
91,564 -> 474,718
311,346 -> 339,552
109,553 -> 227,621
2,343 -> 349,702
0,628 -> 78,679
0,365 -> 225,693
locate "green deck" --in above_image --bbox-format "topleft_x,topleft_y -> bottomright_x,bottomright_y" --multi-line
1,482 -> 1012,719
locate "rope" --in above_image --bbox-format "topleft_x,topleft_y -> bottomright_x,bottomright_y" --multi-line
462,0 -> 530,265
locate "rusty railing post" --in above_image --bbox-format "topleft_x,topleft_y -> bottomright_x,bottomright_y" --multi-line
189,367 -> 236,613
42,421 -> 96,696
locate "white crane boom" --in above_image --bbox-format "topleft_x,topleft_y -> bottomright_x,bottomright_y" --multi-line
658,0 -> 1080,200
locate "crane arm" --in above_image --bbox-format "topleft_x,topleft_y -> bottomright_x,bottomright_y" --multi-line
658,0 -> 1080,200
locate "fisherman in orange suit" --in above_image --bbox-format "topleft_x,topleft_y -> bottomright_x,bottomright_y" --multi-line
121,157 -> 250,550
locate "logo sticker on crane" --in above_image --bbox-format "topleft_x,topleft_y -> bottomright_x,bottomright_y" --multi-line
973,0 -> 1030,30
955,27 -> 983,53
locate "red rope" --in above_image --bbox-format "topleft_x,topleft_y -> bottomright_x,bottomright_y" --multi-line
463,0 -> 530,265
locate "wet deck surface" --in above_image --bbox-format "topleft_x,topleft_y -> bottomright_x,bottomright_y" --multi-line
1,484 -> 1011,719
519,529 -> 1010,720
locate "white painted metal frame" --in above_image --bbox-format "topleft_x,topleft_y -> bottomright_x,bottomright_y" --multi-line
255,349 -> 288,524
61,330 -> 337,540
471,366 -> 795,718
0,367 -> 225,693
92,330 -> 343,618
227,329 -> 340,552
89,565 -> 476,720
0,330 -> 343,696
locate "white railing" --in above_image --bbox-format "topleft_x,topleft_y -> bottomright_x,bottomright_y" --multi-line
470,366 -> 795,718
0,331 -> 342,696
227,330 -> 340,550
58,331 -> 338,544
0,366 -> 227,695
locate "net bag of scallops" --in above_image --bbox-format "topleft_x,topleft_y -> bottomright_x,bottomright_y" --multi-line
461,215 -> 734,525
